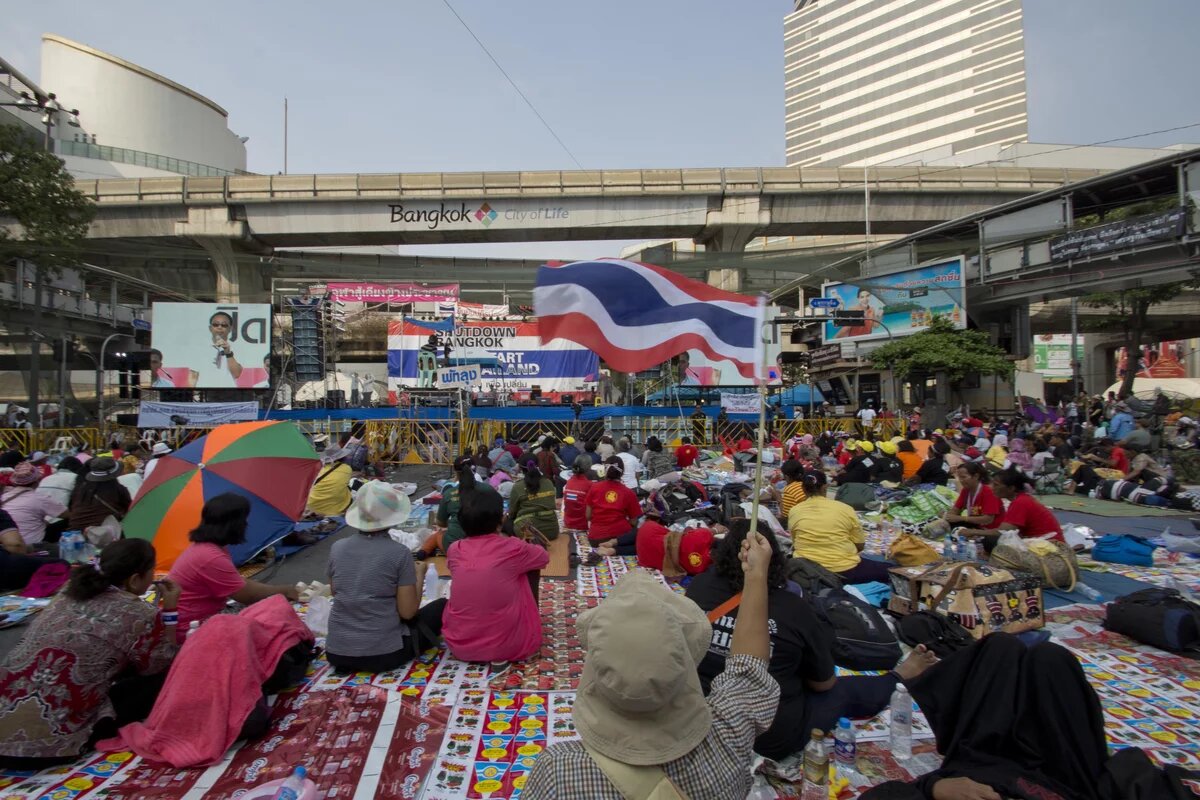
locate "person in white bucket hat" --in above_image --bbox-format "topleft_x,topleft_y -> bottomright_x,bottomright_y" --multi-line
327,481 -> 444,674
525,526 -> 779,799
142,441 -> 173,484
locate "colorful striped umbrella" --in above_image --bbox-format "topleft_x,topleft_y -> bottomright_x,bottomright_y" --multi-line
125,421 -> 321,571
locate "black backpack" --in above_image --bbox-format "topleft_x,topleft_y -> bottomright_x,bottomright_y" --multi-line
1104,588 -> 1200,657
808,587 -> 902,671
785,557 -> 844,596
896,610 -> 974,658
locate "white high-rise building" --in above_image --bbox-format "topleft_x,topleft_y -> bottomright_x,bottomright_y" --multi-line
784,0 -> 1028,167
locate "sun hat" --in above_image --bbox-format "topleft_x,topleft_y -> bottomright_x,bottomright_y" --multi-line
9,462 -> 40,486
85,457 -> 122,482
29,451 -> 47,464
563,436 -> 576,444
890,436 -> 904,444
878,441 -> 898,455
151,442 -> 172,456
573,571 -> 713,765
857,440 -> 875,453
346,480 -> 412,532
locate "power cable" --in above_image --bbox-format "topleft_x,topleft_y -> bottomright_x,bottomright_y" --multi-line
438,0 -> 587,173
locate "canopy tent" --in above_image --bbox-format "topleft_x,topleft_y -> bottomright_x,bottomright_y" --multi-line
294,372 -> 355,402
1105,377 -> 1200,400
767,384 -> 825,407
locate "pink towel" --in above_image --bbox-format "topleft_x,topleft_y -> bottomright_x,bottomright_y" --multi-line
98,595 -> 314,767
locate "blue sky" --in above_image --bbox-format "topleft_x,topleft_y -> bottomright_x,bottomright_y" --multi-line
4,0 -> 1199,258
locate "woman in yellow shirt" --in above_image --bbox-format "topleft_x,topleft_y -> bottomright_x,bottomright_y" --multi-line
787,470 -> 893,583
779,459 -> 807,519
306,450 -> 353,517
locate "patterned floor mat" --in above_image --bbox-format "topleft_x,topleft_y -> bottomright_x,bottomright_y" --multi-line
572,532 -> 685,598
1047,605 -> 1200,769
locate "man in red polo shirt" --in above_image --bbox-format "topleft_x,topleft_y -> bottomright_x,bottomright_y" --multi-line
675,437 -> 700,469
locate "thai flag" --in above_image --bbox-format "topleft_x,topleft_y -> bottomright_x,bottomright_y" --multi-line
534,259 -> 765,379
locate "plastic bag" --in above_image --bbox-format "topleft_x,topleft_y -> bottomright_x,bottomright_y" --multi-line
739,501 -> 786,538
996,529 -> 1028,551
389,528 -> 426,551
1062,524 -> 1094,550
1162,531 -> 1200,554
304,595 -> 331,637
84,515 -> 122,548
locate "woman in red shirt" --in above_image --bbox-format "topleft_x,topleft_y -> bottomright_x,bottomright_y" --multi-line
944,462 -> 1003,530
584,457 -> 642,557
562,455 -> 593,531
977,469 -> 1064,543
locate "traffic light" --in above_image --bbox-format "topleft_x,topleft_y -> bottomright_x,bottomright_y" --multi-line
779,351 -> 811,367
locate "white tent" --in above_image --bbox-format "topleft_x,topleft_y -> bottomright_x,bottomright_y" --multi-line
1106,377 -> 1200,400
294,372 -> 355,402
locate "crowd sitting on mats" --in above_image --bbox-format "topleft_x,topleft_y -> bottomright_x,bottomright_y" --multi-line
0,404 -> 1192,799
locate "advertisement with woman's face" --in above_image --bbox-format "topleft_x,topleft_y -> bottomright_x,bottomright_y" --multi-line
821,258 -> 965,344
150,303 -> 272,389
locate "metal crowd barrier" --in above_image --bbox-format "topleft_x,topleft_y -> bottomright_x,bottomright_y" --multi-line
0,418 -> 912,466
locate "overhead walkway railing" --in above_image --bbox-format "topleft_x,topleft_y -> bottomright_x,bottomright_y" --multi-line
74,166 -> 1104,205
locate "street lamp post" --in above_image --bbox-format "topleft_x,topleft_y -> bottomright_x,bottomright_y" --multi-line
95,334 -> 124,432
0,91 -> 81,152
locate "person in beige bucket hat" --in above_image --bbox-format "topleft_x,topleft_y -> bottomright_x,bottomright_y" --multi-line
525,528 -> 779,799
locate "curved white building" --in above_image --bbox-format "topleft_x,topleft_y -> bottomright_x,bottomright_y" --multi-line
39,33 -> 246,177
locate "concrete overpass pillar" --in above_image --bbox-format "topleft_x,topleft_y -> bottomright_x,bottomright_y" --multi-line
175,207 -> 265,303
694,196 -> 770,293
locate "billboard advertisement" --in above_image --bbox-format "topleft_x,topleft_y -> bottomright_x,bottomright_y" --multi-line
822,258 -> 965,344
386,319 -> 598,397
1033,334 -> 1083,379
150,303 -> 272,389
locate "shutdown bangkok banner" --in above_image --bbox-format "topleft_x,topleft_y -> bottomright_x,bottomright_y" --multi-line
386,320 -> 599,397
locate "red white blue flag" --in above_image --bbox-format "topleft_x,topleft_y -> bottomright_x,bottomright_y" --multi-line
534,259 -> 766,379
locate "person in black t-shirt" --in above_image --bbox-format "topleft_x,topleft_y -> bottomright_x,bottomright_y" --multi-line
686,519 -> 937,761
836,441 -> 876,485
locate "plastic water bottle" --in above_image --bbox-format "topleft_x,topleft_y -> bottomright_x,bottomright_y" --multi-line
956,537 -> 973,562
942,534 -> 957,560
187,620 -> 200,639
833,717 -> 858,779
890,686 -> 913,760
60,531 -> 80,564
800,729 -> 829,800
271,766 -> 307,800
1076,582 -> 1102,602
421,563 -> 439,604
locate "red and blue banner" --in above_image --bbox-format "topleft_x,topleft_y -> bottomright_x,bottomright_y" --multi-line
386,320 -> 598,397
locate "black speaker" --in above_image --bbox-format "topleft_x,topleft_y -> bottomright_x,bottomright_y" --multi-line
560,394 -> 574,405
530,386 -> 542,401
115,413 -> 138,427
326,390 -> 345,409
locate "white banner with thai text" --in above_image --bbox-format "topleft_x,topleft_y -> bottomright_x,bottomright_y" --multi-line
137,401 -> 260,428
719,393 -> 762,415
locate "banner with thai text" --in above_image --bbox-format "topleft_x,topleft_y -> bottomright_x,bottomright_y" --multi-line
720,393 -> 762,414
137,401 -> 260,428
327,283 -> 460,304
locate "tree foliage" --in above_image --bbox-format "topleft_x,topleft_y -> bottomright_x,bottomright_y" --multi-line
868,316 -> 1013,383
0,125 -> 95,269
1081,280 -> 1198,398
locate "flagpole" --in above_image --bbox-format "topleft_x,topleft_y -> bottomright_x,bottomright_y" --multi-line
749,296 -> 769,537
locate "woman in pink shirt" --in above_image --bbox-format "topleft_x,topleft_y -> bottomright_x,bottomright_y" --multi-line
169,494 -> 299,642
443,490 -> 548,664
